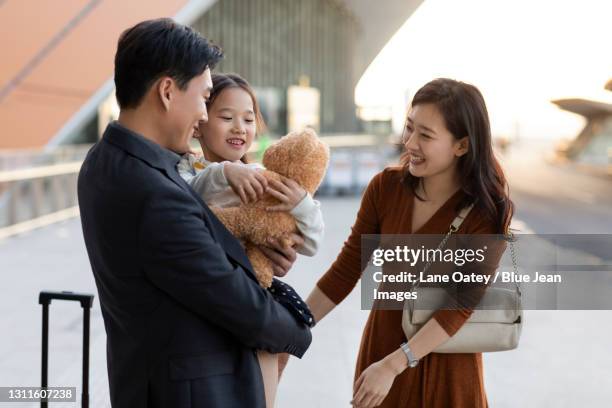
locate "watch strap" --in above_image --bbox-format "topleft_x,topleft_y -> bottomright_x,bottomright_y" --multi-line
401,342 -> 419,368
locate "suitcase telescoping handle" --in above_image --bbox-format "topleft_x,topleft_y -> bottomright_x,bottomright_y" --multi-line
39,291 -> 94,408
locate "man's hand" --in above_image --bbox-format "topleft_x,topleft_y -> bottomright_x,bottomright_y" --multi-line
259,233 -> 304,277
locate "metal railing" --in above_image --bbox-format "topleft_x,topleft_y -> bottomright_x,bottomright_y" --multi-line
0,134 -> 398,240
0,144 -> 91,171
0,145 -> 91,240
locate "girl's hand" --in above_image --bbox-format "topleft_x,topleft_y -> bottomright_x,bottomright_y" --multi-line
266,177 -> 306,211
351,359 -> 398,408
224,163 -> 268,204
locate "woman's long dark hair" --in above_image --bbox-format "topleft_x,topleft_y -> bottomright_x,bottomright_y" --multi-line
400,78 -> 514,234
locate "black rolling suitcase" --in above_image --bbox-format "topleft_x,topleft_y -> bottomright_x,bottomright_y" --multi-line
39,291 -> 94,408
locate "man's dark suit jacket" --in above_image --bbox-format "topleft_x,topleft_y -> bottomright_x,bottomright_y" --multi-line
78,122 -> 311,408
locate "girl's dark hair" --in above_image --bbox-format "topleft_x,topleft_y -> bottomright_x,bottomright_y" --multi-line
114,18 -> 223,109
401,78 -> 514,234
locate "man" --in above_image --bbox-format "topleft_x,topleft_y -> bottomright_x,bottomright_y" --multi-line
78,18 -> 311,407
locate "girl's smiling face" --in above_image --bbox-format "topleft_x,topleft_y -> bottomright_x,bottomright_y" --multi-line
402,103 -> 469,179
197,87 -> 257,162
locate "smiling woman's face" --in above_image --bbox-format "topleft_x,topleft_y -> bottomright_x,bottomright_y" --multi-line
197,87 -> 257,162
402,103 -> 468,179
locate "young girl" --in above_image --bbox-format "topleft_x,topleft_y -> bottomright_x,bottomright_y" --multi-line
306,78 -> 513,407
177,73 -> 321,408
178,73 -> 323,256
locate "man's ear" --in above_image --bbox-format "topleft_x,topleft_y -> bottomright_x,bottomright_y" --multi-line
455,136 -> 469,157
157,77 -> 174,111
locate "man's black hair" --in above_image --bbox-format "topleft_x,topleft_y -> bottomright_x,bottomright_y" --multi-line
114,18 -> 223,109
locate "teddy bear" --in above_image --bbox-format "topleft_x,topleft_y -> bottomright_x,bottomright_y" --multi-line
211,128 -> 330,288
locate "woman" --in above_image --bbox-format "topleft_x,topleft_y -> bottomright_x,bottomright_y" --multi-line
306,78 -> 513,407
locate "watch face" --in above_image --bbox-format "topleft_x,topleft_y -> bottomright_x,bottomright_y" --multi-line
409,360 -> 419,368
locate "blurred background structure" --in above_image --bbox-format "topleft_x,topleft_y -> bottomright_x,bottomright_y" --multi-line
552,80 -> 612,170
1,0 -> 611,407
0,0 -> 422,151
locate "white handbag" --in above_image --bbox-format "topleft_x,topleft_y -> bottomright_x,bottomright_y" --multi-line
401,205 -> 522,353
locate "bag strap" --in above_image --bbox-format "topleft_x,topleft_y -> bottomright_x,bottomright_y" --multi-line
411,203 -> 520,294
450,203 -> 475,232
412,204 -> 474,291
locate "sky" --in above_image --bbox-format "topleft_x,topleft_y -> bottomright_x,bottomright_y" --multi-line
355,0 -> 612,141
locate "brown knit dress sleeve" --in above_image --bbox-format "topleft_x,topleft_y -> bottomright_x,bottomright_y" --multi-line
316,171 -> 383,304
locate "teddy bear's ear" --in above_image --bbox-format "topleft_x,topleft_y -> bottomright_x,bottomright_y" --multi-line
262,133 -> 291,173
261,128 -> 330,194
262,142 -> 274,166
284,129 -> 330,194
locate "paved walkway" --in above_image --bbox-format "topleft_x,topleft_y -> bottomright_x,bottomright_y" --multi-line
1,196 -> 611,407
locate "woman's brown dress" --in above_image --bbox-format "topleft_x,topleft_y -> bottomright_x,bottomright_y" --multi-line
317,167 -> 498,408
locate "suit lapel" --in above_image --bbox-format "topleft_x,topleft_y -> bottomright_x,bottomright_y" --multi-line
162,167 -> 255,278
162,168 -> 259,282
202,204 -> 256,277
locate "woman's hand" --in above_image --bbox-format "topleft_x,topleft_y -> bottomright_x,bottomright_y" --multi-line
224,163 -> 268,204
259,233 -> 304,277
351,359 -> 399,408
266,177 -> 306,211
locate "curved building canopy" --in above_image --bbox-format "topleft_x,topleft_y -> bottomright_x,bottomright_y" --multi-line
0,0 -> 421,149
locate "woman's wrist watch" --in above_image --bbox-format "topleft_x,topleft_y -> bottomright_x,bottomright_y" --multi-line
401,342 -> 419,368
